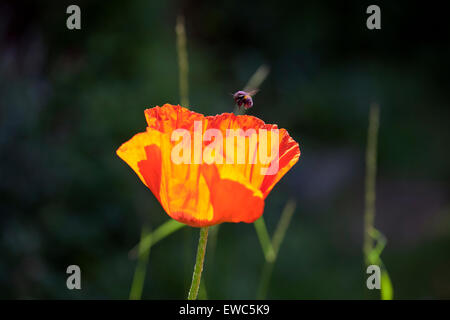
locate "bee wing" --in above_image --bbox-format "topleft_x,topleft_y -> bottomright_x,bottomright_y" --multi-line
246,89 -> 259,96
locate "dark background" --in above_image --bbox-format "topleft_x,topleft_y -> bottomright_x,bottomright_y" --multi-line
0,0 -> 449,299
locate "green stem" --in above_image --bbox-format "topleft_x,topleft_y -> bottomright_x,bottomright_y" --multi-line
244,64 -> 270,92
257,261 -> 274,299
271,199 -> 296,258
362,104 -> 393,300
176,15 -> 189,107
254,217 -> 275,262
256,199 -> 296,299
129,226 -> 151,300
129,220 -> 185,259
187,227 -> 209,300
363,104 -> 379,263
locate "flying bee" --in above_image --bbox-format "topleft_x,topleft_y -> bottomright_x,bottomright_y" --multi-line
233,89 -> 258,110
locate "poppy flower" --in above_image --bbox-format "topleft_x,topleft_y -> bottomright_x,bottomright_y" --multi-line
117,104 -> 300,227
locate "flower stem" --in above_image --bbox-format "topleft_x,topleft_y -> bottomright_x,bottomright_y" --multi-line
363,103 -> 379,262
129,225 -> 151,300
176,15 -> 189,107
254,217 -> 275,262
129,220 -> 185,259
187,227 -> 209,300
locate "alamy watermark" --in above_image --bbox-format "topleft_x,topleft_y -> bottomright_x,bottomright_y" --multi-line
170,121 -> 280,175
66,5 -> 81,30
366,5 -> 381,30
366,265 -> 381,290
66,265 -> 81,290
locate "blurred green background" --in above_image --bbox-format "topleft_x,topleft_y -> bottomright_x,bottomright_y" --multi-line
0,0 -> 449,299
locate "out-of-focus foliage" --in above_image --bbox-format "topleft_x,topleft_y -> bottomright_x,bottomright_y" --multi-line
0,0 -> 449,299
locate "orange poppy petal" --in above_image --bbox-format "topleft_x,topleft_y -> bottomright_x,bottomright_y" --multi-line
116,131 -> 161,194
117,104 -> 300,227
170,164 -> 264,227
258,128 -> 300,198
145,104 -> 204,133
204,112 -> 300,198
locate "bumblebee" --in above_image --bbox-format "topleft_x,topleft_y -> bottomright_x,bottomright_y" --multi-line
233,90 -> 258,110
